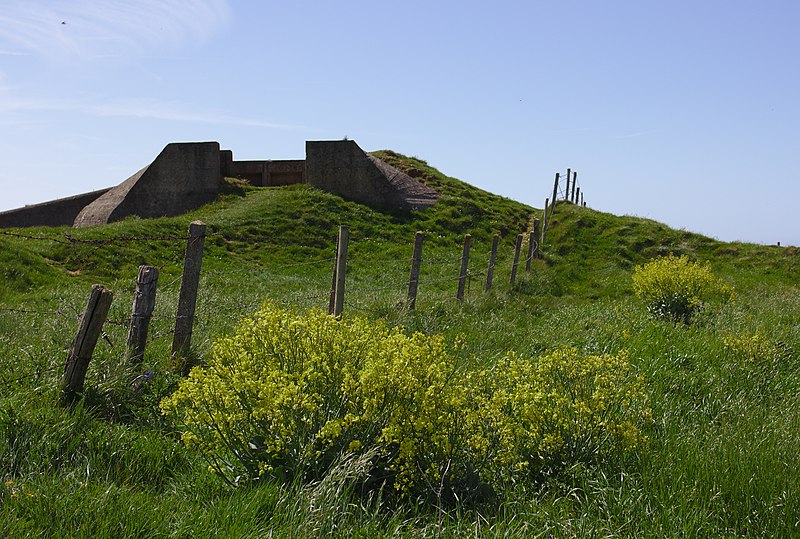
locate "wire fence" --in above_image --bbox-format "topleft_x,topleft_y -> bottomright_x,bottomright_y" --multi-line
0,167 -> 590,391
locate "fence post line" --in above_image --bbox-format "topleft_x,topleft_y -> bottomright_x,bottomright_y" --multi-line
533,218 -> 541,259
565,169 -> 571,201
510,233 -> 523,286
172,220 -> 206,364
550,173 -> 560,216
576,187 -> 581,206
571,171 -> 578,202
456,234 -> 471,300
407,231 -> 424,310
485,234 -> 500,291
126,265 -> 159,365
61,284 -> 113,405
333,225 -> 349,317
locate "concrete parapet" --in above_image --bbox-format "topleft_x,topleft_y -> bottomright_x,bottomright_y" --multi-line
0,188 -> 111,228
74,142 -> 221,227
305,140 -> 439,211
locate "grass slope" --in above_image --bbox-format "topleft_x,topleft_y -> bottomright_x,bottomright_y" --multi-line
1,152 -> 799,537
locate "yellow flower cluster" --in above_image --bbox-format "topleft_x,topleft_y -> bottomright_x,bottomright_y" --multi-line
722,332 -> 774,362
160,304 -> 650,500
632,254 -> 734,323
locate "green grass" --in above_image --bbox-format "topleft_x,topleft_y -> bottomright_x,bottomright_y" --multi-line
1,152 -> 799,537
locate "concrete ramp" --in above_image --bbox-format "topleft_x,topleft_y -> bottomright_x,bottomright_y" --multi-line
74,142 -> 221,228
305,140 -> 439,211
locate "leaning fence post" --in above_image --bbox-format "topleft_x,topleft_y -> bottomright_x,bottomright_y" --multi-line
172,220 -> 206,364
407,231 -> 424,310
550,173 -> 560,216
485,234 -> 500,291
510,233 -> 523,286
61,284 -> 113,405
126,265 -> 159,365
333,225 -> 349,316
456,234 -> 471,300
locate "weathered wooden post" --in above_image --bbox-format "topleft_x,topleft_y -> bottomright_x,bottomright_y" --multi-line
333,225 -> 349,317
571,171 -> 578,202
328,233 -> 339,314
61,284 -> 113,404
533,218 -> 541,259
510,233 -> 523,286
565,169 -> 571,201
485,234 -> 500,291
456,234 -> 471,300
576,187 -> 581,206
407,231 -> 424,310
550,173 -> 560,216
172,220 -> 206,363
126,265 -> 159,365
541,200 -> 548,245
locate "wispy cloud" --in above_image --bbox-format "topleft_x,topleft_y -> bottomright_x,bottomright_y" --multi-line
0,0 -> 229,59
0,95 -> 304,130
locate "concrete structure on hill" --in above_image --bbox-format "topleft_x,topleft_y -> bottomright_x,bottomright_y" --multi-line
0,139 -> 439,228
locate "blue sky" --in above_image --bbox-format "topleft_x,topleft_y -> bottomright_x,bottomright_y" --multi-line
1,1 -> 798,245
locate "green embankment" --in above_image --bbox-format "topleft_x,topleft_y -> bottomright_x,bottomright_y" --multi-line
1,152 -> 798,537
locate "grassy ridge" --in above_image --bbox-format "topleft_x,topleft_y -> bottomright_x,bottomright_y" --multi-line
1,153 -> 799,537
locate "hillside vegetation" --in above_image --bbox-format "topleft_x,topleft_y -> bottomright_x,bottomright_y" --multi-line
1,153 -> 799,537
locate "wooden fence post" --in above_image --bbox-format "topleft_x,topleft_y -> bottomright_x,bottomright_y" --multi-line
565,169 -> 571,201
328,232 -> 339,314
333,225 -> 349,316
456,234 -> 471,300
407,231 -> 424,310
550,173 -> 560,216
541,200 -> 548,245
485,234 -> 500,291
533,218 -> 541,259
571,171 -> 578,202
126,265 -> 159,365
61,284 -> 113,405
172,220 -> 206,363
510,233 -> 523,286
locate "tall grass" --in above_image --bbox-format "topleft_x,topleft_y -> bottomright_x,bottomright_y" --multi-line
1,154 -> 798,536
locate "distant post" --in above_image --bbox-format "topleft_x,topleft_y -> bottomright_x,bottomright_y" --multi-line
172,221 -> 206,363
550,173 -> 560,216
565,169 -> 571,201
485,234 -> 500,291
576,187 -> 581,206
126,265 -> 159,365
333,225 -> 349,316
456,234 -> 471,300
61,284 -> 113,405
571,171 -> 578,202
407,231 -> 424,310
510,233 -> 523,286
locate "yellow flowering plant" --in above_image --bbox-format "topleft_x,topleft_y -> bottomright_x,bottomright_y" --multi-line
632,254 -> 733,323
161,303 -> 650,503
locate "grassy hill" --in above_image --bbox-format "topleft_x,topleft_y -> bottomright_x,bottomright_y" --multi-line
1,153 -> 799,537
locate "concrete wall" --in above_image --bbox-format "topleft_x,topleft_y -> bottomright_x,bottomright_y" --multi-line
305,140 -> 439,211
224,157 -> 305,187
74,142 -> 221,227
0,188 -> 111,228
